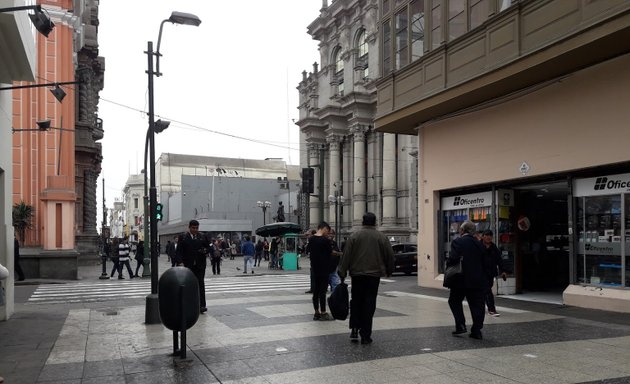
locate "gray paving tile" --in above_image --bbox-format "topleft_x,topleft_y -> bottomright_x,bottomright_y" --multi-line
81,376 -> 126,384
36,362 -> 83,382
121,352 -> 201,375
83,359 -> 124,378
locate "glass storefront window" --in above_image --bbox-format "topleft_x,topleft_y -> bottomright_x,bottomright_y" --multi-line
577,195 -> 622,287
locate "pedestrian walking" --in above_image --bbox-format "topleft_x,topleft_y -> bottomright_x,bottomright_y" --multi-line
241,236 -> 255,274
14,233 -> 25,281
134,240 -> 145,277
254,239 -> 264,267
110,238 -> 120,278
165,240 -> 172,263
309,222 -> 334,321
263,239 -> 270,261
167,236 -> 179,267
444,221 -> 487,340
270,236 -> 280,269
481,230 -> 507,317
175,220 -> 210,313
117,236 -> 134,279
230,241 -> 237,260
338,212 -> 394,344
210,239 -> 221,275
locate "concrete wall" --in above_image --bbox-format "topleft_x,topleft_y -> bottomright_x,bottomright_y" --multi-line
178,175 -> 299,231
0,89 -> 15,321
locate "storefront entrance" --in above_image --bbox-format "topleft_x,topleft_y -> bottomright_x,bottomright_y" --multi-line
513,182 -> 570,293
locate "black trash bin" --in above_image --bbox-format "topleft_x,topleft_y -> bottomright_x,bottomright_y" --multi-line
158,267 -> 200,358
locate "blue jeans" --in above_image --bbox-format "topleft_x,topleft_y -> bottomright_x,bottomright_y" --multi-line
329,270 -> 340,292
243,255 -> 254,273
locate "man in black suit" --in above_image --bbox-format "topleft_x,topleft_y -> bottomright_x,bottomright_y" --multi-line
175,220 -> 209,313
445,221 -> 487,339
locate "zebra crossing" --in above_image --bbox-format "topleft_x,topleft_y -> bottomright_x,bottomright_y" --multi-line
26,274 -> 311,305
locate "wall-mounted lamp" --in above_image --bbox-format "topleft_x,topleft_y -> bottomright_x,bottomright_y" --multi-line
0,81 -> 79,104
12,119 -> 73,133
50,85 -> 66,102
0,5 -> 55,37
36,119 -> 51,130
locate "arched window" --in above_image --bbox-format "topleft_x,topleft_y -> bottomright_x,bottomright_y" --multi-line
356,30 -> 369,79
333,46 -> 344,95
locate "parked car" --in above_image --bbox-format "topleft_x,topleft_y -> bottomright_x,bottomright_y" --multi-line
392,243 -> 418,275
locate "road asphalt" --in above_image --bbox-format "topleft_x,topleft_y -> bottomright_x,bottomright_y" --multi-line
2,255 -> 630,384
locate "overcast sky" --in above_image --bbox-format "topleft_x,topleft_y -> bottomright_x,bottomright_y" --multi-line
96,1 -> 322,225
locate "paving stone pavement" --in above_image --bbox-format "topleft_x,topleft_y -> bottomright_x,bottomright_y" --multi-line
2,256 -> 630,383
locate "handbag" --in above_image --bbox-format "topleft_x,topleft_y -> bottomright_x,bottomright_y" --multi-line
443,258 -> 463,288
327,281 -> 349,320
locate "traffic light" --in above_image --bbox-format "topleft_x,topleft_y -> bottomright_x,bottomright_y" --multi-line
302,167 -> 314,194
155,203 -> 163,221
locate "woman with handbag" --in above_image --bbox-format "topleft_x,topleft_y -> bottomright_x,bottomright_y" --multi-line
445,221 -> 487,340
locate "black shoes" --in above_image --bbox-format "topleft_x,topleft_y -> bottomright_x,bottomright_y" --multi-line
200,307 -> 208,314
305,290 -> 312,294
469,331 -> 483,340
350,328 -> 359,341
360,337 -> 373,345
452,326 -> 467,335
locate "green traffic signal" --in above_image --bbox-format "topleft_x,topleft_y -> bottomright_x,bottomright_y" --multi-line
155,203 -> 163,221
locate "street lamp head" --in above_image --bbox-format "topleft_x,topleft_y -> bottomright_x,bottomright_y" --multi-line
328,194 -> 336,203
264,201 -> 271,207
154,119 -> 170,133
50,85 -> 66,102
36,119 -> 51,131
257,201 -> 263,207
28,7 -> 55,37
168,11 -> 201,26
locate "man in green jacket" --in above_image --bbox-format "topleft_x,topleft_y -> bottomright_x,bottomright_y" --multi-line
338,212 -> 394,345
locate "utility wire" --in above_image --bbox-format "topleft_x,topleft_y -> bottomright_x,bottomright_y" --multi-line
98,96 -> 301,152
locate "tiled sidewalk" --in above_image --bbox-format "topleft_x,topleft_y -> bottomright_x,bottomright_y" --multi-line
4,287 -> 630,383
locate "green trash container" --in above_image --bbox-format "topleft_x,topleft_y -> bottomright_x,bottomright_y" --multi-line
282,253 -> 298,270
282,233 -> 299,270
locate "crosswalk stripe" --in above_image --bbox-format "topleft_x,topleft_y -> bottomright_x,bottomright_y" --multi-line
27,274 -> 312,305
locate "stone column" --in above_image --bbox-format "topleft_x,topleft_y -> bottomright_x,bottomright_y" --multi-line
382,133 -> 397,227
308,143 -> 321,229
327,135 -> 342,228
351,125 -> 368,227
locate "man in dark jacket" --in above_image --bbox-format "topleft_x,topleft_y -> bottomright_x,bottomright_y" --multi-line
445,221 -> 487,339
338,212 -> 394,345
309,222 -> 333,321
175,220 -> 210,313
482,230 -> 507,316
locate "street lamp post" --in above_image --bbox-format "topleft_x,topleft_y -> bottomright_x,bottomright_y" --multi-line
144,11 -> 201,325
328,190 -> 344,246
257,201 -> 271,225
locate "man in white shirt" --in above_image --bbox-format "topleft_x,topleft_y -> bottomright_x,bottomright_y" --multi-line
117,236 -> 135,279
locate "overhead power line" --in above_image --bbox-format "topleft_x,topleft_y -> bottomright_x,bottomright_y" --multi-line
98,96 -> 301,152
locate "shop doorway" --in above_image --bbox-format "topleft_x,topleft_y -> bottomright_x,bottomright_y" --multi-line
513,182 -> 570,293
